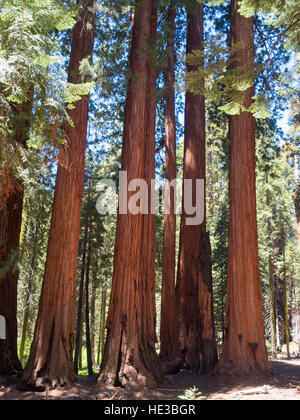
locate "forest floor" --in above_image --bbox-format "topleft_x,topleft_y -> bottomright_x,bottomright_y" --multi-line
1,358 -> 300,401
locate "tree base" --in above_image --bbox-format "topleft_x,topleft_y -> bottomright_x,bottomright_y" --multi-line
199,340 -> 218,375
160,353 -> 185,375
99,364 -> 159,391
18,374 -> 76,393
0,353 -> 23,376
214,353 -> 273,377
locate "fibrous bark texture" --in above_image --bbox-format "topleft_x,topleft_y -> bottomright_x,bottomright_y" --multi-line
215,0 -> 271,375
99,0 -> 162,390
0,188 -> 23,375
176,2 -> 217,374
160,4 -> 178,363
0,101 -> 32,375
19,0 -> 95,390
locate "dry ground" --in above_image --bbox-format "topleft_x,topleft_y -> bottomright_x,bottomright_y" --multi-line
0,359 -> 299,401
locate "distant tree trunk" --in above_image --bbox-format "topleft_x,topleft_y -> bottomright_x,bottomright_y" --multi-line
85,238 -> 93,376
97,285 -> 107,366
19,240 -> 38,365
273,236 -> 285,349
283,231 -> 290,359
266,182 -> 277,359
160,4 -> 178,363
19,0 -> 96,390
297,306 -> 300,355
293,182 -> 300,249
293,158 -> 299,354
99,0 -> 162,389
101,287 -> 107,361
176,1 -> 217,374
215,0 -> 271,375
90,257 -> 98,363
79,326 -> 83,371
74,207 -> 89,374
268,255 -> 277,359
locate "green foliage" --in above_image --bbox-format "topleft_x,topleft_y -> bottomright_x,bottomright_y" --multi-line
65,82 -> 95,110
185,38 -> 273,117
179,387 -> 206,401
0,0 -> 95,186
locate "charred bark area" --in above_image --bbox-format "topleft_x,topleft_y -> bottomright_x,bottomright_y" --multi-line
215,0 -> 271,376
99,0 -> 163,390
160,4 -> 178,363
176,2 -> 217,374
18,0 -> 96,391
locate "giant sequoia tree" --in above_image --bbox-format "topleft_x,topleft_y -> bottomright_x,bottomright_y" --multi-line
176,1 -> 217,374
19,0 -> 96,390
215,0 -> 271,375
0,104 -> 32,375
0,188 -> 23,375
160,3 -> 178,363
99,0 -> 163,389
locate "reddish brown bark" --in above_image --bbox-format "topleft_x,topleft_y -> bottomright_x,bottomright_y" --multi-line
0,188 -> 23,375
0,101 -> 32,375
99,0 -> 162,390
176,2 -> 218,374
160,4 -> 178,363
215,0 -> 271,375
19,0 -> 96,390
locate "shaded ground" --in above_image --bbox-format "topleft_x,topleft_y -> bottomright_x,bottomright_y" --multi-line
0,359 -> 299,400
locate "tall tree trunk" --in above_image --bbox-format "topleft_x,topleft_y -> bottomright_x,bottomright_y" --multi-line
19,240 -> 38,365
293,182 -> 300,249
215,0 -> 271,375
19,0 -> 96,390
268,254 -> 277,359
282,231 -> 290,359
160,3 -> 178,363
101,287 -> 107,362
97,284 -> 107,366
297,306 -> 300,355
266,181 -> 277,359
0,190 -> 23,375
99,0 -> 162,390
85,238 -> 93,376
273,237 -> 285,349
176,1 -> 217,374
293,157 -> 299,354
0,101 -> 32,375
74,208 -> 89,374
90,257 -> 97,364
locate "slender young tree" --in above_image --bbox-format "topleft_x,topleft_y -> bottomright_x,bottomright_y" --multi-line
19,0 -> 96,390
74,185 -> 90,374
176,1 -> 218,374
99,0 -> 163,389
294,181 -> 300,249
160,3 -> 178,363
215,0 -> 271,375
97,284 -> 107,366
85,238 -> 94,376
